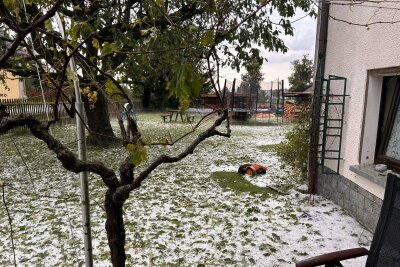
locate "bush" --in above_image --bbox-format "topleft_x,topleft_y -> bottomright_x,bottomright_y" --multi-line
275,112 -> 310,180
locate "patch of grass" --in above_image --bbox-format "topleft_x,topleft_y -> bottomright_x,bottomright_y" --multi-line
257,144 -> 282,152
11,127 -> 31,136
236,155 -> 253,162
210,172 -> 277,197
300,235 -> 308,241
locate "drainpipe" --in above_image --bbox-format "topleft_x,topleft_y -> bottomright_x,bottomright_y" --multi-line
308,2 -> 330,194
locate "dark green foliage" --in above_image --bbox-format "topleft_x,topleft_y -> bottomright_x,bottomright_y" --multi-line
275,113 -> 311,180
288,54 -> 313,92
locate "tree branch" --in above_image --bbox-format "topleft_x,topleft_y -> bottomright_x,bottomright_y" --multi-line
0,0 -> 65,67
1,183 -> 17,267
113,109 -> 230,202
215,0 -> 271,41
0,114 -> 121,190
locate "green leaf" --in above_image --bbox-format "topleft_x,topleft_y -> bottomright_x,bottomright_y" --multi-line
159,137 -> 169,147
105,79 -> 119,96
155,0 -> 164,6
140,29 -> 150,36
166,63 -> 204,112
101,42 -> 119,57
66,68 -> 78,81
199,30 -> 215,46
44,20 -> 53,32
131,18 -> 143,29
69,20 -> 79,46
127,143 -> 135,152
3,0 -> 17,13
92,38 -> 101,50
127,143 -> 147,166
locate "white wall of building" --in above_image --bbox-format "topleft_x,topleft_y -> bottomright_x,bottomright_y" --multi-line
323,3 -> 400,199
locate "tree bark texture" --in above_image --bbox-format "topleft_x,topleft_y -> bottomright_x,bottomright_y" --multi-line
105,190 -> 126,267
84,90 -> 117,147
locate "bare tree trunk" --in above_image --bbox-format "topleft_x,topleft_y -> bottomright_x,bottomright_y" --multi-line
105,190 -> 126,267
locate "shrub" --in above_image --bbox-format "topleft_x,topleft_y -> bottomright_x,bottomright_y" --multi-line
275,112 -> 311,180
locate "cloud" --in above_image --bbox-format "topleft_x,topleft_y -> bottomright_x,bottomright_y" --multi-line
263,51 -> 302,64
287,28 -> 316,51
219,9 -> 317,87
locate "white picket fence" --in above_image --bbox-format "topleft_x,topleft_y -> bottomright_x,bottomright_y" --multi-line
0,98 -> 70,122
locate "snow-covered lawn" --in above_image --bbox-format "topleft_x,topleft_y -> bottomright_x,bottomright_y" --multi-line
0,113 -> 371,266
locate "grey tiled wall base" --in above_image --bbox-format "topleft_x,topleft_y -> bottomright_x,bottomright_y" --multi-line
317,167 -> 382,232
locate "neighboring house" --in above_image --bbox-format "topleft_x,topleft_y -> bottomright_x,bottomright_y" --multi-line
0,71 -> 26,99
312,2 -> 400,231
1,30 -> 27,100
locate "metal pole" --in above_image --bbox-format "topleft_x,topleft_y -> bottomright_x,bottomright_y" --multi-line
255,85 -> 259,120
277,79 -> 280,122
230,78 -> 236,121
248,83 -> 252,116
269,81 -> 273,122
222,79 -> 227,108
281,79 -> 284,123
55,13 -> 93,267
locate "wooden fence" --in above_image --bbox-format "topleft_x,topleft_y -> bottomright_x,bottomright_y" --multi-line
1,98 -> 73,124
0,98 -> 142,127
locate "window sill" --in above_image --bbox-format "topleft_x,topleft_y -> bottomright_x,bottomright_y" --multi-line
349,164 -> 387,188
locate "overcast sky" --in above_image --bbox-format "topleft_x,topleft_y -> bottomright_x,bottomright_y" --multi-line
219,10 -> 317,90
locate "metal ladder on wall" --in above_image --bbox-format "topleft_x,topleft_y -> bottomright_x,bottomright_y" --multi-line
318,75 -> 349,174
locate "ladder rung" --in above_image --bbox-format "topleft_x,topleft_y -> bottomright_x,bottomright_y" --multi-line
326,126 -> 342,129
322,157 -> 344,160
327,103 -> 344,105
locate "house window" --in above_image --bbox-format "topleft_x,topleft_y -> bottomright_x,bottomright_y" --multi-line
375,76 -> 400,171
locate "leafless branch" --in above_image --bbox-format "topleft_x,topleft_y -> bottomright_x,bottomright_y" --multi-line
206,48 -> 222,104
216,0 -> 271,40
1,183 -> 17,267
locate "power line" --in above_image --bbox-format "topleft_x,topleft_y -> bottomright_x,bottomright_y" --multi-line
313,0 -> 400,27
328,2 -> 400,11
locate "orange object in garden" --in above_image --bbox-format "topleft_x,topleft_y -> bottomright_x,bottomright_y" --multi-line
238,164 -> 268,176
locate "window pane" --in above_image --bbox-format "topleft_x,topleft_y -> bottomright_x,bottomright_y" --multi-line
385,102 -> 400,160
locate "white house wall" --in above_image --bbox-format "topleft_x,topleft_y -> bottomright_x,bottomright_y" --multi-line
323,3 -> 400,199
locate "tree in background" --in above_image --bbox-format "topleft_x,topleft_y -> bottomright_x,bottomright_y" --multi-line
288,54 -> 313,92
237,61 -> 264,95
